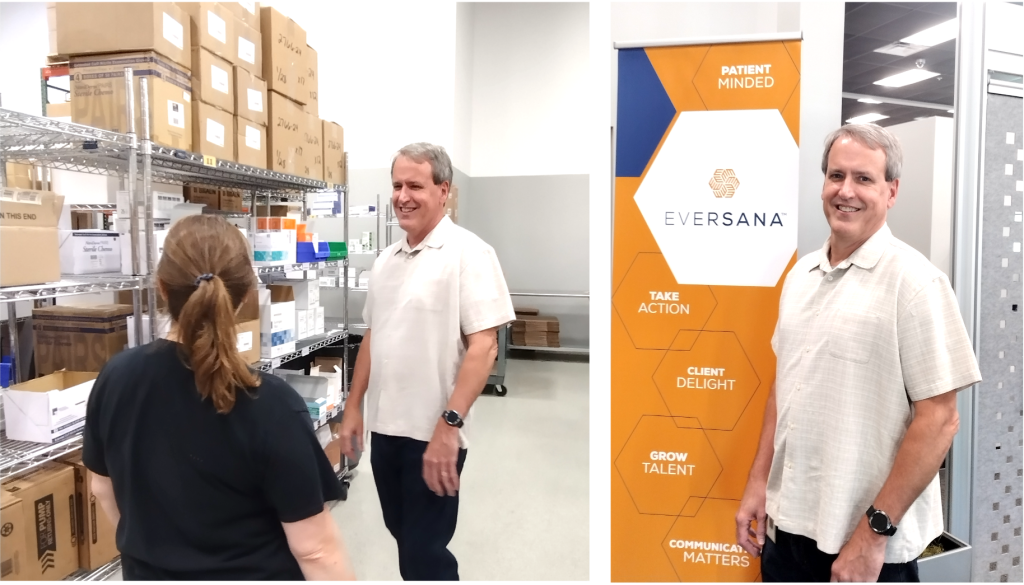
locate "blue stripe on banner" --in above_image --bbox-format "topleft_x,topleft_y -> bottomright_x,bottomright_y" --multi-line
616,49 -> 677,178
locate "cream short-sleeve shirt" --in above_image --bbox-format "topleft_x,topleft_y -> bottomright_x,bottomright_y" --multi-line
766,223 -> 981,563
362,216 -> 515,449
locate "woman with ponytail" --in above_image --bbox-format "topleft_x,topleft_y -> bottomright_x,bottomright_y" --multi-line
81,215 -> 355,580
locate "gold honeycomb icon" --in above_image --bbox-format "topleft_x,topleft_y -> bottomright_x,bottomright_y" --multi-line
709,169 -> 740,198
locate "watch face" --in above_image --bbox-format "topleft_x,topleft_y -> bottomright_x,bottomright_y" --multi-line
445,411 -> 460,425
869,511 -> 889,532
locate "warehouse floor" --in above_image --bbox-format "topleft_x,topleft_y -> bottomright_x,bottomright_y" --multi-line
106,357 -> 590,580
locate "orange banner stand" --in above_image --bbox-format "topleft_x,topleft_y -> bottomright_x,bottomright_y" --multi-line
612,33 -> 802,582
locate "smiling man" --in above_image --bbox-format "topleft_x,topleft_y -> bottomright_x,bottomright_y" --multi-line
735,124 -> 981,582
337,142 -> 514,580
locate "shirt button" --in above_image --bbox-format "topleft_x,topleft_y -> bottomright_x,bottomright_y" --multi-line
796,383 -> 801,391
805,346 -> 810,353
815,310 -> 820,317
827,275 -> 834,281
786,462 -> 793,470
789,423 -> 794,430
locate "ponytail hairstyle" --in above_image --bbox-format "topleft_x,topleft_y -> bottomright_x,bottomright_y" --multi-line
157,214 -> 260,413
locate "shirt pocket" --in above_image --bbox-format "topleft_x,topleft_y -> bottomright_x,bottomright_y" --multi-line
827,310 -> 882,364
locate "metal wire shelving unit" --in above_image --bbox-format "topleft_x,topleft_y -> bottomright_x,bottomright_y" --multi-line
1,68 -> 355,580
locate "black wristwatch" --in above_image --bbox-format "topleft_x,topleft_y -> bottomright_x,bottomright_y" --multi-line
441,409 -> 464,428
866,506 -> 897,536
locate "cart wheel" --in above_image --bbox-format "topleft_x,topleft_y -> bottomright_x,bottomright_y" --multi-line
494,385 -> 508,397
339,482 -> 349,501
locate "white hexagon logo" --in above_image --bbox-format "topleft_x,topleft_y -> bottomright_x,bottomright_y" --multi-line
634,109 -> 798,287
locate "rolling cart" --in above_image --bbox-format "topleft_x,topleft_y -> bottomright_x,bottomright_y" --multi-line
483,323 -> 511,396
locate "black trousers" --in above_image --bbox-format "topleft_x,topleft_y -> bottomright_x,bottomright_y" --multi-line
762,527 -> 920,582
370,432 -> 468,581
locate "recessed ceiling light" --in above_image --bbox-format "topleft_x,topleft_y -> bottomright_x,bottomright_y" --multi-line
858,98 -> 883,104
846,113 -> 890,124
901,19 -> 958,47
874,41 -> 929,57
874,69 -> 941,88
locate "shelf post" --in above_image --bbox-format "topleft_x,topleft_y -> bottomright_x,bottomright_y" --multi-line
341,157 -> 349,399
139,77 -> 158,342
124,68 -> 144,347
7,303 -> 22,384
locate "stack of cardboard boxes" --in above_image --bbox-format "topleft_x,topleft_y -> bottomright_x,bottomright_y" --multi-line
512,309 -> 561,348
0,188 -> 64,288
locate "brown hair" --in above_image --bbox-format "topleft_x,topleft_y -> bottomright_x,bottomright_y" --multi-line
157,214 -> 260,413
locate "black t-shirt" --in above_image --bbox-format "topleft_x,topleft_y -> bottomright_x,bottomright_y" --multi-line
82,339 -> 343,580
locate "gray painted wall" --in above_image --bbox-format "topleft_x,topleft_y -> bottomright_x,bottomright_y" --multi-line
317,168 -> 590,349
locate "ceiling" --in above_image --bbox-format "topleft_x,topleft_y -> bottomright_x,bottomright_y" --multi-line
842,2 -> 958,127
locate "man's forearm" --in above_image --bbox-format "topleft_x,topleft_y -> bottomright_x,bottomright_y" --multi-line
346,329 -> 372,411
747,382 -> 777,486
445,334 -> 498,416
870,393 -> 959,525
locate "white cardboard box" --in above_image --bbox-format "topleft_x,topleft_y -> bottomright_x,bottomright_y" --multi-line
315,306 -> 324,335
2,372 -> 96,443
116,190 -> 184,221
296,309 -> 308,339
120,229 -> 169,275
259,288 -> 296,358
127,313 -> 172,348
59,230 -> 121,275
283,280 -> 319,311
253,232 -> 292,265
319,276 -> 337,288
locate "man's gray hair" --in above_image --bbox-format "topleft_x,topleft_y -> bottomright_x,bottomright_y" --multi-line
391,142 -> 453,186
821,123 -> 904,182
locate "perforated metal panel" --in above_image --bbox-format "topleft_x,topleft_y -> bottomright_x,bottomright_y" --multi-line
971,90 -> 1024,583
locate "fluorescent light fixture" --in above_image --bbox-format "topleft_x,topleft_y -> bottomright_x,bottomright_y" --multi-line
874,69 -> 941,88
846,113 -> 890,124
857,98 -> 883,104
947,109 -> 954,113
901,19 -> 958,47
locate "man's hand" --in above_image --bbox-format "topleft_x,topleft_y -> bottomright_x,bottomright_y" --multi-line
423,418 -> 460,497
830,518 -> 887,582
337,405 -> 364,461
736,478 -> 768,557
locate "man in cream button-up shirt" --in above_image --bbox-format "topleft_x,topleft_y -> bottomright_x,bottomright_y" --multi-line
735,124 -> 981,583
338,143 -> 515,580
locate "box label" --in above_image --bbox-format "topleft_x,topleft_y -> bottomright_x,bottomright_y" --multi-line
208,11 -> 227,44
211,65 -> 229,94
241,1 -> 257,15
237,330 -> 253,352
32,494 -> 57,573
183,91 -> 192,103
238,37 -> 256,65
247,88 -> 263,112
168,100 -> 185,128
163,13 -> 184,50
206,118 -> 225,147
245,125 -> 261,149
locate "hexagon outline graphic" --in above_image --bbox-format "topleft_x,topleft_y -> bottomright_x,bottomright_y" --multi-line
660,498 -> 762,582
614,415 -> 725,518
651,330 -> 763,431
612,252 -> 720,351
632,109 -> 798,287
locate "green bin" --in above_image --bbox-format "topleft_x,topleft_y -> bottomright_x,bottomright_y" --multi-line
327,241 -> 347,260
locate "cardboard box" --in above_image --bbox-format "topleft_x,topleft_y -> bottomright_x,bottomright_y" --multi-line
260,285 -> 296,359
234,20 -> 262,76
60,454 -> 118,571
235,117 -> 267,169
324,436 -> 342,473
260,7 -> 307,104
126,313 -> 172,348
191,47 -> 235,114
0,463 -> 78,580
296,309 -> 308,340
58,230 -> 121,275
283,279 -> 319,311
302,45 -> 318,117
267,91 -> 304,175
0,491 -> 28,581
46,101 -> 72,119
253,232 -> 291,265
301,112 -> 323,181
119,228 -> 169,276
234,67 -> 267,126
183,185 -> 221,208
235,289 -> 261,364
192,100 -> 235,162
177,2 -> 235,64
225,1 -> 260,30
4,163 -> 39,191
315,305 -> 325,335
0,189 -> 64,288
52,2 -> 191,70
322,121 -> 345,184
445,184 -> 459,224
220,188 -> 244,212
2,371 -> 96,444
70,52 -> 192,151
32,305 -> 132,376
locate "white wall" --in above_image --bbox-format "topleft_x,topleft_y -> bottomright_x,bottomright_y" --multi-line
453,3 -> 474,173
262,1 -> 457,170
0,2 -> 48,115
467,2 -> 590,177
609,2 -> 844,258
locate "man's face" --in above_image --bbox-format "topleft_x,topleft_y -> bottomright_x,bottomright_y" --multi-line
392,155 -> 448,241
821,136 -> 898,247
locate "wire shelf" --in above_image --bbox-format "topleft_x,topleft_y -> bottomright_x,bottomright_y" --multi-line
65,557 -> 122,581
70,203 -> 117,211
0,275 -> 144,303
150,146 -> 325,194
0,431 -> 84,479
255,326 -> 348,372
256,260 -> 341,275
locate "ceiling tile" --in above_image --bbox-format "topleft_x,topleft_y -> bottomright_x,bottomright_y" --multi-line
844,3 -> 914,36
865,11 -> 955,43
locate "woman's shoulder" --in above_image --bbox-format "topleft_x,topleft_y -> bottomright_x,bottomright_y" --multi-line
242,372 -> 308,417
